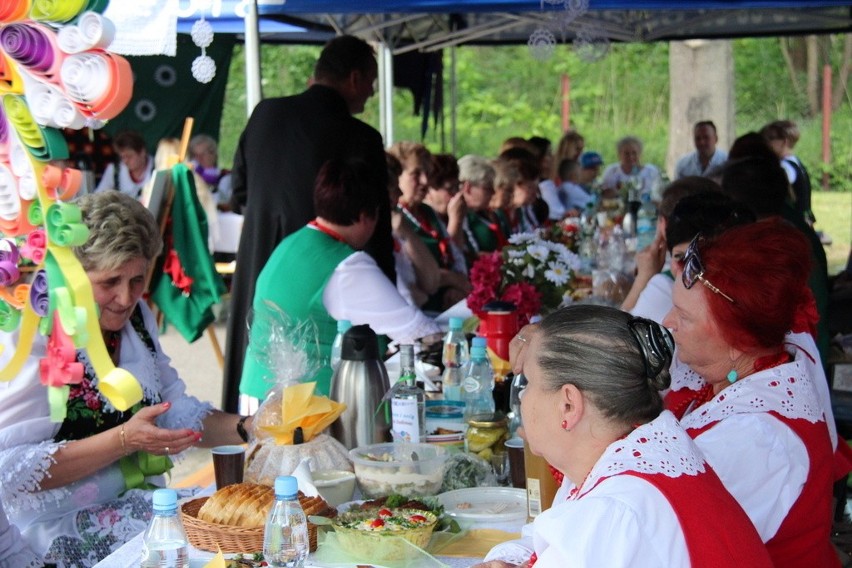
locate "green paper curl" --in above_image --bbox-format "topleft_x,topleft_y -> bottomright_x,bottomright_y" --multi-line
0,299 -> 20,331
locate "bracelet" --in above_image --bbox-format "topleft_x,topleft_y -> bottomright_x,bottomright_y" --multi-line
119,424 -> 129,455
236,416 -> 249,443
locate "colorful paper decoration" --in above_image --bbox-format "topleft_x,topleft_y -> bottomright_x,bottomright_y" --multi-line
0,1 -> 143,420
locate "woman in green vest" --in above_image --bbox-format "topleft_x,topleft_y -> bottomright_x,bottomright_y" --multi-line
241,158 -> 440,400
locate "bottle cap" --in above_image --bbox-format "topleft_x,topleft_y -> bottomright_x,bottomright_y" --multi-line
471,345 -> 487,360
274,475 -> 299,498
448,317 -> 464,331
337,319 -> 352,333
152,488 -> 178,511
472,337 -> 487,349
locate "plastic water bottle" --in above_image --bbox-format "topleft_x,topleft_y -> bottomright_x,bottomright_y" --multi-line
441,317 -> 469,403
636,193 -> 657,251
141,489 -> 189,568
461,337 -> 495,421
264,476 -> 309,568
608,224 -> 627,273
330,319 -> 352,371
578,202 -> 597,271
391,344 -> 427,443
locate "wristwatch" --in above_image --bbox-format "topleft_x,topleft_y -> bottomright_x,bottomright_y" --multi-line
236,415 -> 249,443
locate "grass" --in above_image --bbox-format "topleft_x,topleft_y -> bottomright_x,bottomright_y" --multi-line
812,191 -> 851,276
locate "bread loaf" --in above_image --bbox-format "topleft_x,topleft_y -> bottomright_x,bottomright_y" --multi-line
197,483 -> 274,528
196,482 -> 333,529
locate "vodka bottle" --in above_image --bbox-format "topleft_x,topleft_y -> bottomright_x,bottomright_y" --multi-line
441,317 -> 469,402
263,476 -> 309,568
141,489 -> 189,568
330,319 -> 352,370
391,344 -> 426,443
461,337 -> 495,421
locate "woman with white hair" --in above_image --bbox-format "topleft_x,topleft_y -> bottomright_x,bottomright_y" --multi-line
601,136 -> 662,202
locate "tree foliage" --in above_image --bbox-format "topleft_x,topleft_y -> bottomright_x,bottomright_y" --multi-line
218,36 -> 850,191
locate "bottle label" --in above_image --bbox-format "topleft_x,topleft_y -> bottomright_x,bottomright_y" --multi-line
527,478 -> 542,518
462,376 -> 481,393
391,398 -> 421,443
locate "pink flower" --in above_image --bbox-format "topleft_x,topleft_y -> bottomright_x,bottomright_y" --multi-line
467,285 -> 497,315
469,252 -> 502,290
84,391 -> 101,410
97,508 -> 120,527
500,282 -> 541,325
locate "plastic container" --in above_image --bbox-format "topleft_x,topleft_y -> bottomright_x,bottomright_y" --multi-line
461,337 -> 495,421
263,476 -> 309,568
141,489 -> 189,568
349,442 -> 448,498
311,470 -> 356,507
441,317 -> 469,402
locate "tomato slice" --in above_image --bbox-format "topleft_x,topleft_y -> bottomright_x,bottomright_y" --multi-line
370,518 -> 385,528
410,514 -> 427,523
377,508 -> 393,518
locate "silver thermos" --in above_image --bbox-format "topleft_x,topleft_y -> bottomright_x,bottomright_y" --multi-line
330,324 -> 391,449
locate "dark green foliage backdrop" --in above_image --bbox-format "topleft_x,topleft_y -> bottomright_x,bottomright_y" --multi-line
216,37 -> 850,191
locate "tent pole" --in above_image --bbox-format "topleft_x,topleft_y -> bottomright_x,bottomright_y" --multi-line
244,0 -> 263,116
378,41 -> 394,147
450,45 -> 457,156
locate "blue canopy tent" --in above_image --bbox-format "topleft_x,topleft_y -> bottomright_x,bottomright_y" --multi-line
178,0 -> 851,143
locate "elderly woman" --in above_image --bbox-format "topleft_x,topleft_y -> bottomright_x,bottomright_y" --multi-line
240,158 -> 440,400
389,142 -> 468,312
0,191 -> 251,565
601,136 -> 662,202
479,305 -> 770,568
457,155 -> 501,257
94,130 -> 154,198
663,219 -> 837,568
189,133 -> 233,210
486,306 -> 770,568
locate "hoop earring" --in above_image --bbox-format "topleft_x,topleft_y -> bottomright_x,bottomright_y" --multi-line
727,369 -> 738,384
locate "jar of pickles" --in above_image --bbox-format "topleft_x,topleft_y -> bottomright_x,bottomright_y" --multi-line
465,413 -> 509,462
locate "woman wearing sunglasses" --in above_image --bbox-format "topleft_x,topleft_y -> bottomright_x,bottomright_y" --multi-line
663,219 -> 837,568
476,305 -> 770,568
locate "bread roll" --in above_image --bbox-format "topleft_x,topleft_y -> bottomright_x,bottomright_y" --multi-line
196,482 -> 332,528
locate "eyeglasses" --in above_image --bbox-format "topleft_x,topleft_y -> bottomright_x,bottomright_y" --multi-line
627,317 -> 675,379
681,234 -> 735,303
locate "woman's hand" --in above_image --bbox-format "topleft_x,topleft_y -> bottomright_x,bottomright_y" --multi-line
510,324 -> 539,375
123,402 -> 200,456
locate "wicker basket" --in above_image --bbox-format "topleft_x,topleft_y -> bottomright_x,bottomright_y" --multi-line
181,496 -> 328,553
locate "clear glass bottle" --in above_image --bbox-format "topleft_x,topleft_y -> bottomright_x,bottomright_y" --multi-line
263,476 -> 309,568
330,319 -> 352,371
141,489 -> 189,568
441,317 -> 469,403
461,337 -> 495,421
635,193 -> 657,251
391,344 -> 426,443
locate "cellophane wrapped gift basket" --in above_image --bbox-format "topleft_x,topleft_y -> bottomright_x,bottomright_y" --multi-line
243,301 -> 352,484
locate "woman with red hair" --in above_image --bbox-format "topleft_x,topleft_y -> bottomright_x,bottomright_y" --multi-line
663,218 -> 838,568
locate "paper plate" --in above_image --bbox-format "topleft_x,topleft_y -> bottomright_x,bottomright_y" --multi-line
437,487 -> 527,523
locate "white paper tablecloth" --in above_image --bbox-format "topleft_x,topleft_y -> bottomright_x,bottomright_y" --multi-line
93,530 -> 478,567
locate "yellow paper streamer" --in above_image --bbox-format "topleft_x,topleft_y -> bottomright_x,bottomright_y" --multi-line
49,247 -> 142,411
0,307 -> 39,381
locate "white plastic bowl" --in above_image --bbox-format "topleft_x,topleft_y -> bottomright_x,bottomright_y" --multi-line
312,469 -> 356,507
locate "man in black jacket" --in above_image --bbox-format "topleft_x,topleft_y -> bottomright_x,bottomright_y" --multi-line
223,35 -> 393,412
